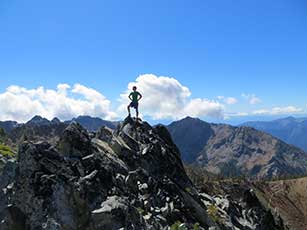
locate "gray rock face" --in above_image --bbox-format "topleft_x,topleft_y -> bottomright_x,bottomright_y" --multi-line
58,122 -> 93,158
0,158 -> 16,224
198,180 -> 285,230
0,117 -> 284,230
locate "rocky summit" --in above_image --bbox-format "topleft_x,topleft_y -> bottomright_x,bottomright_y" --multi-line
0,117 -> 284,230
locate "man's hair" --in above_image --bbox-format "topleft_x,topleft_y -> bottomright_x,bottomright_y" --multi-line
133,86 -> 137,90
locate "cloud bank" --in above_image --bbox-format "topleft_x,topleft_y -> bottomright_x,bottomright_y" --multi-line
0,75 -> 304,123
0,84 -> 117,122
119,74 -> 224,120
226,106 -> 304,118
252,106 -> 303,115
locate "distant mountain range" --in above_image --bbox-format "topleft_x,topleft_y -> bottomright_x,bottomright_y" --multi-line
1,115 -> 307,179
69,115 -> 118,131
0,115 -> 118,147
167,117 -> 307,179
0,121 -> 19,133
0,115 -> 117,133
241,116 -> 307,152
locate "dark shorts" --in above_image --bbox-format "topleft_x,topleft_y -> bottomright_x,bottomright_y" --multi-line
129,101 -> 139,109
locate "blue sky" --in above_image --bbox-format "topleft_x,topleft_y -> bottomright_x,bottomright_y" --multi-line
0,0 -> 306,124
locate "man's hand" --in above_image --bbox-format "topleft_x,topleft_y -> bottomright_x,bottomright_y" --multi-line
138,94 -> 142,101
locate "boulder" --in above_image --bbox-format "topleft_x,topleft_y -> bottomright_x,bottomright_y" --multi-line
58,122 -> 92,158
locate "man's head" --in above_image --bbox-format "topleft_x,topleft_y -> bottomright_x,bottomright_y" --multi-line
132,86 -> 137,91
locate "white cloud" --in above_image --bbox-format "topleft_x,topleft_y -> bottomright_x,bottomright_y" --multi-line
225,97 -> 238,105
225,106 -> 304,118
227,112 -> 249,117
223,112 -> 249,120
217,96 -> 238,105
242,93 -> 262,105
119,74 -> 224,120
183,98 -> 224,118
0,84 -> 117,122
252,106 -> 303,115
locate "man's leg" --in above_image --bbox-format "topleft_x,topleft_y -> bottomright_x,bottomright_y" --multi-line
127,105 -> 131,116
136,107 -> 139,119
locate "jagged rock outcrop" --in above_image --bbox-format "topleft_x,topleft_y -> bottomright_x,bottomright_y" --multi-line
198,180 -> 285,230
0,117 -> 212,229
0,117 -> 284,230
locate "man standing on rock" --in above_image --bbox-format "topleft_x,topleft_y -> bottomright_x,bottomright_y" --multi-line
127,86 -> 142,119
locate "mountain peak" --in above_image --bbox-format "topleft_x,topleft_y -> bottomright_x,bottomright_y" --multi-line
26,115 -> 50,126
75,115 -> 97,120
168,117 -> 213,163
182,116 -> 200,121
51,117 -> 61,124
276,116 -> 297,122
173,116 -> 209,126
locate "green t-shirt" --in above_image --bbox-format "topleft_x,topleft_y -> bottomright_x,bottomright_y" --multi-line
129,91 -> 141,103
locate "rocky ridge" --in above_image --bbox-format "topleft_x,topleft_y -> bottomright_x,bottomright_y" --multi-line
167,117 -> 307,179
0,117 -> 284,229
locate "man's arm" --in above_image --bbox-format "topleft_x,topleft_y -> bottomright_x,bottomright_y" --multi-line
138,92 -> 142,101
128,93 -> 132,101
